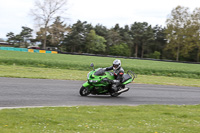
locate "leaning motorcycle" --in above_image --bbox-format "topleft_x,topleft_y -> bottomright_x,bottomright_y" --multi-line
79,63 -> 136,97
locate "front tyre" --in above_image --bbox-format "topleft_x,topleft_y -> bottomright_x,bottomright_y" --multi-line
79,86 -> 90,96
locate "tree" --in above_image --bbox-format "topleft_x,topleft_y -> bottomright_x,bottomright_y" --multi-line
165,6 -> 190,61
48,16 -> 70,47
62,20 -> 93,52
130,22 -> 141,57
6,27 -> 33,47
130,22 -> 154,58
106,29 -> 122,46
191,7 -> 200,62
6,32 -> 16,45
120,25 -> 132,47
151,25 -> 167,59
149,51 -> 161,59
36,27 -> 45,47
30,0 -> 68,49
109,43 -> 131,57
6,32 -> 22,47
20,26 -> 33,47
14,34 -> 23,47
113,24 -> 120,32
85,30 -> 106,54
141,25 -> 154,58
94,24 -> 108,38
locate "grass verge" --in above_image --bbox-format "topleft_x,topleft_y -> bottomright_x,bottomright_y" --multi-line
1,51 -> 200,133
0,65 -> 200,87
0,105 -> 200,133
1,50 -> 200,79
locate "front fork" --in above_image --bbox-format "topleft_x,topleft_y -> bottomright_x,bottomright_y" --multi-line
82,81 -> 94,91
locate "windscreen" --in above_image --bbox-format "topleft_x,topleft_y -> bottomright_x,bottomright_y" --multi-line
122,74 -> 132,82
94,68 -> 105,76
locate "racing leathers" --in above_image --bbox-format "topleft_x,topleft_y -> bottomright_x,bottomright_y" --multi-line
104,66 -> 124,91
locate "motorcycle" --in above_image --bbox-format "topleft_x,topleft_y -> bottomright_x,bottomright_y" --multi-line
79,63 -> 136,97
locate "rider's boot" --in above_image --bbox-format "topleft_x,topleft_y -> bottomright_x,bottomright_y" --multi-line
111,80 -> 129,93
112,84 -> 118,92
111,80 -> 120,92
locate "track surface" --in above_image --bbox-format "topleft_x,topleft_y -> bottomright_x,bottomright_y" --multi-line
0,77 -> 200,108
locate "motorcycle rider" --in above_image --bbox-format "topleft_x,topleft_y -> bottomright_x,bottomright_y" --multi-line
103,59 -> 124,92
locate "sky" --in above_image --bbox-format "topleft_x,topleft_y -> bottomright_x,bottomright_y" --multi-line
0,0 -> 199,39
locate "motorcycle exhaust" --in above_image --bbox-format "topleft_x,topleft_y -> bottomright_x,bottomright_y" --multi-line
117,88 -> 129,94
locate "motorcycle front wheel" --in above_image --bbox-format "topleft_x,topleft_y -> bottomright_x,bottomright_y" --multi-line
79,86 -> 90,96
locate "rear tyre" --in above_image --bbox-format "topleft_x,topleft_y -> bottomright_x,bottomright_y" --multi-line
79,86 -> 90,96
110,92 -> 119,97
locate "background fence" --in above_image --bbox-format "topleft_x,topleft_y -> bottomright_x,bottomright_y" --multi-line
0,47 -> 58,54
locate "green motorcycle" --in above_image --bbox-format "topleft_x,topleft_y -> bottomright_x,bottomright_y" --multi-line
79,63 -> 136,97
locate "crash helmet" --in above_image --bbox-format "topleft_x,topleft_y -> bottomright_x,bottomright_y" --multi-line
113,59 -> 121,70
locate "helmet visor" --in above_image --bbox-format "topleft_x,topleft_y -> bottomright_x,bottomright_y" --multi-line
113,64 -> 119,69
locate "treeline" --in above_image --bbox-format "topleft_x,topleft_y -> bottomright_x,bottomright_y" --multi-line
5,20 -> 166,59
5,6 -> 200,62
61,20 -> 166,60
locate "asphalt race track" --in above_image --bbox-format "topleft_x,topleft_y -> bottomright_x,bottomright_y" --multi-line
0,77 -> 200,108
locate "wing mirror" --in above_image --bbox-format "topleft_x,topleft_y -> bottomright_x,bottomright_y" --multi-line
90,63 -> 94,67
90,63 -> 94,71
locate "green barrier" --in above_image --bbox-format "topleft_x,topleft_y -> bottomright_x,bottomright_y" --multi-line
0,47 -> 57,54
14,48 -> 21,51
0,47 -> 14,50
8,47 -> 15,51
21,48 -> 28,52
46,51 -> 52,53
0,47 -> 28,52
34,49 -> 39,53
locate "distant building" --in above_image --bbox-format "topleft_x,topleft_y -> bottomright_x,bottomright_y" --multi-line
0,42 -> 12,46
46,47 -> 58,51
27,46 -> 40,49
28,46 -> 59,51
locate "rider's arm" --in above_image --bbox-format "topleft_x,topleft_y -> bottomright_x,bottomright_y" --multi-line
103,66 -> 113,71
117,69 -> 124,82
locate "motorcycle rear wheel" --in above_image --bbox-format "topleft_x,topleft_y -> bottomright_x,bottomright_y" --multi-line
80,86 -> 90,96
110,92 -> 119,97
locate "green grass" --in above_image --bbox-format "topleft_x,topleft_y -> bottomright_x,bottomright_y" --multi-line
0,105 -> 200,133
1,65 -> 200,87
0,50 -> 200,79
0,50 -> 200,133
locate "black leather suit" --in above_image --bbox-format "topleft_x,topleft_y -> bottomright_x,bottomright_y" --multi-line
105,66 -> 124,83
